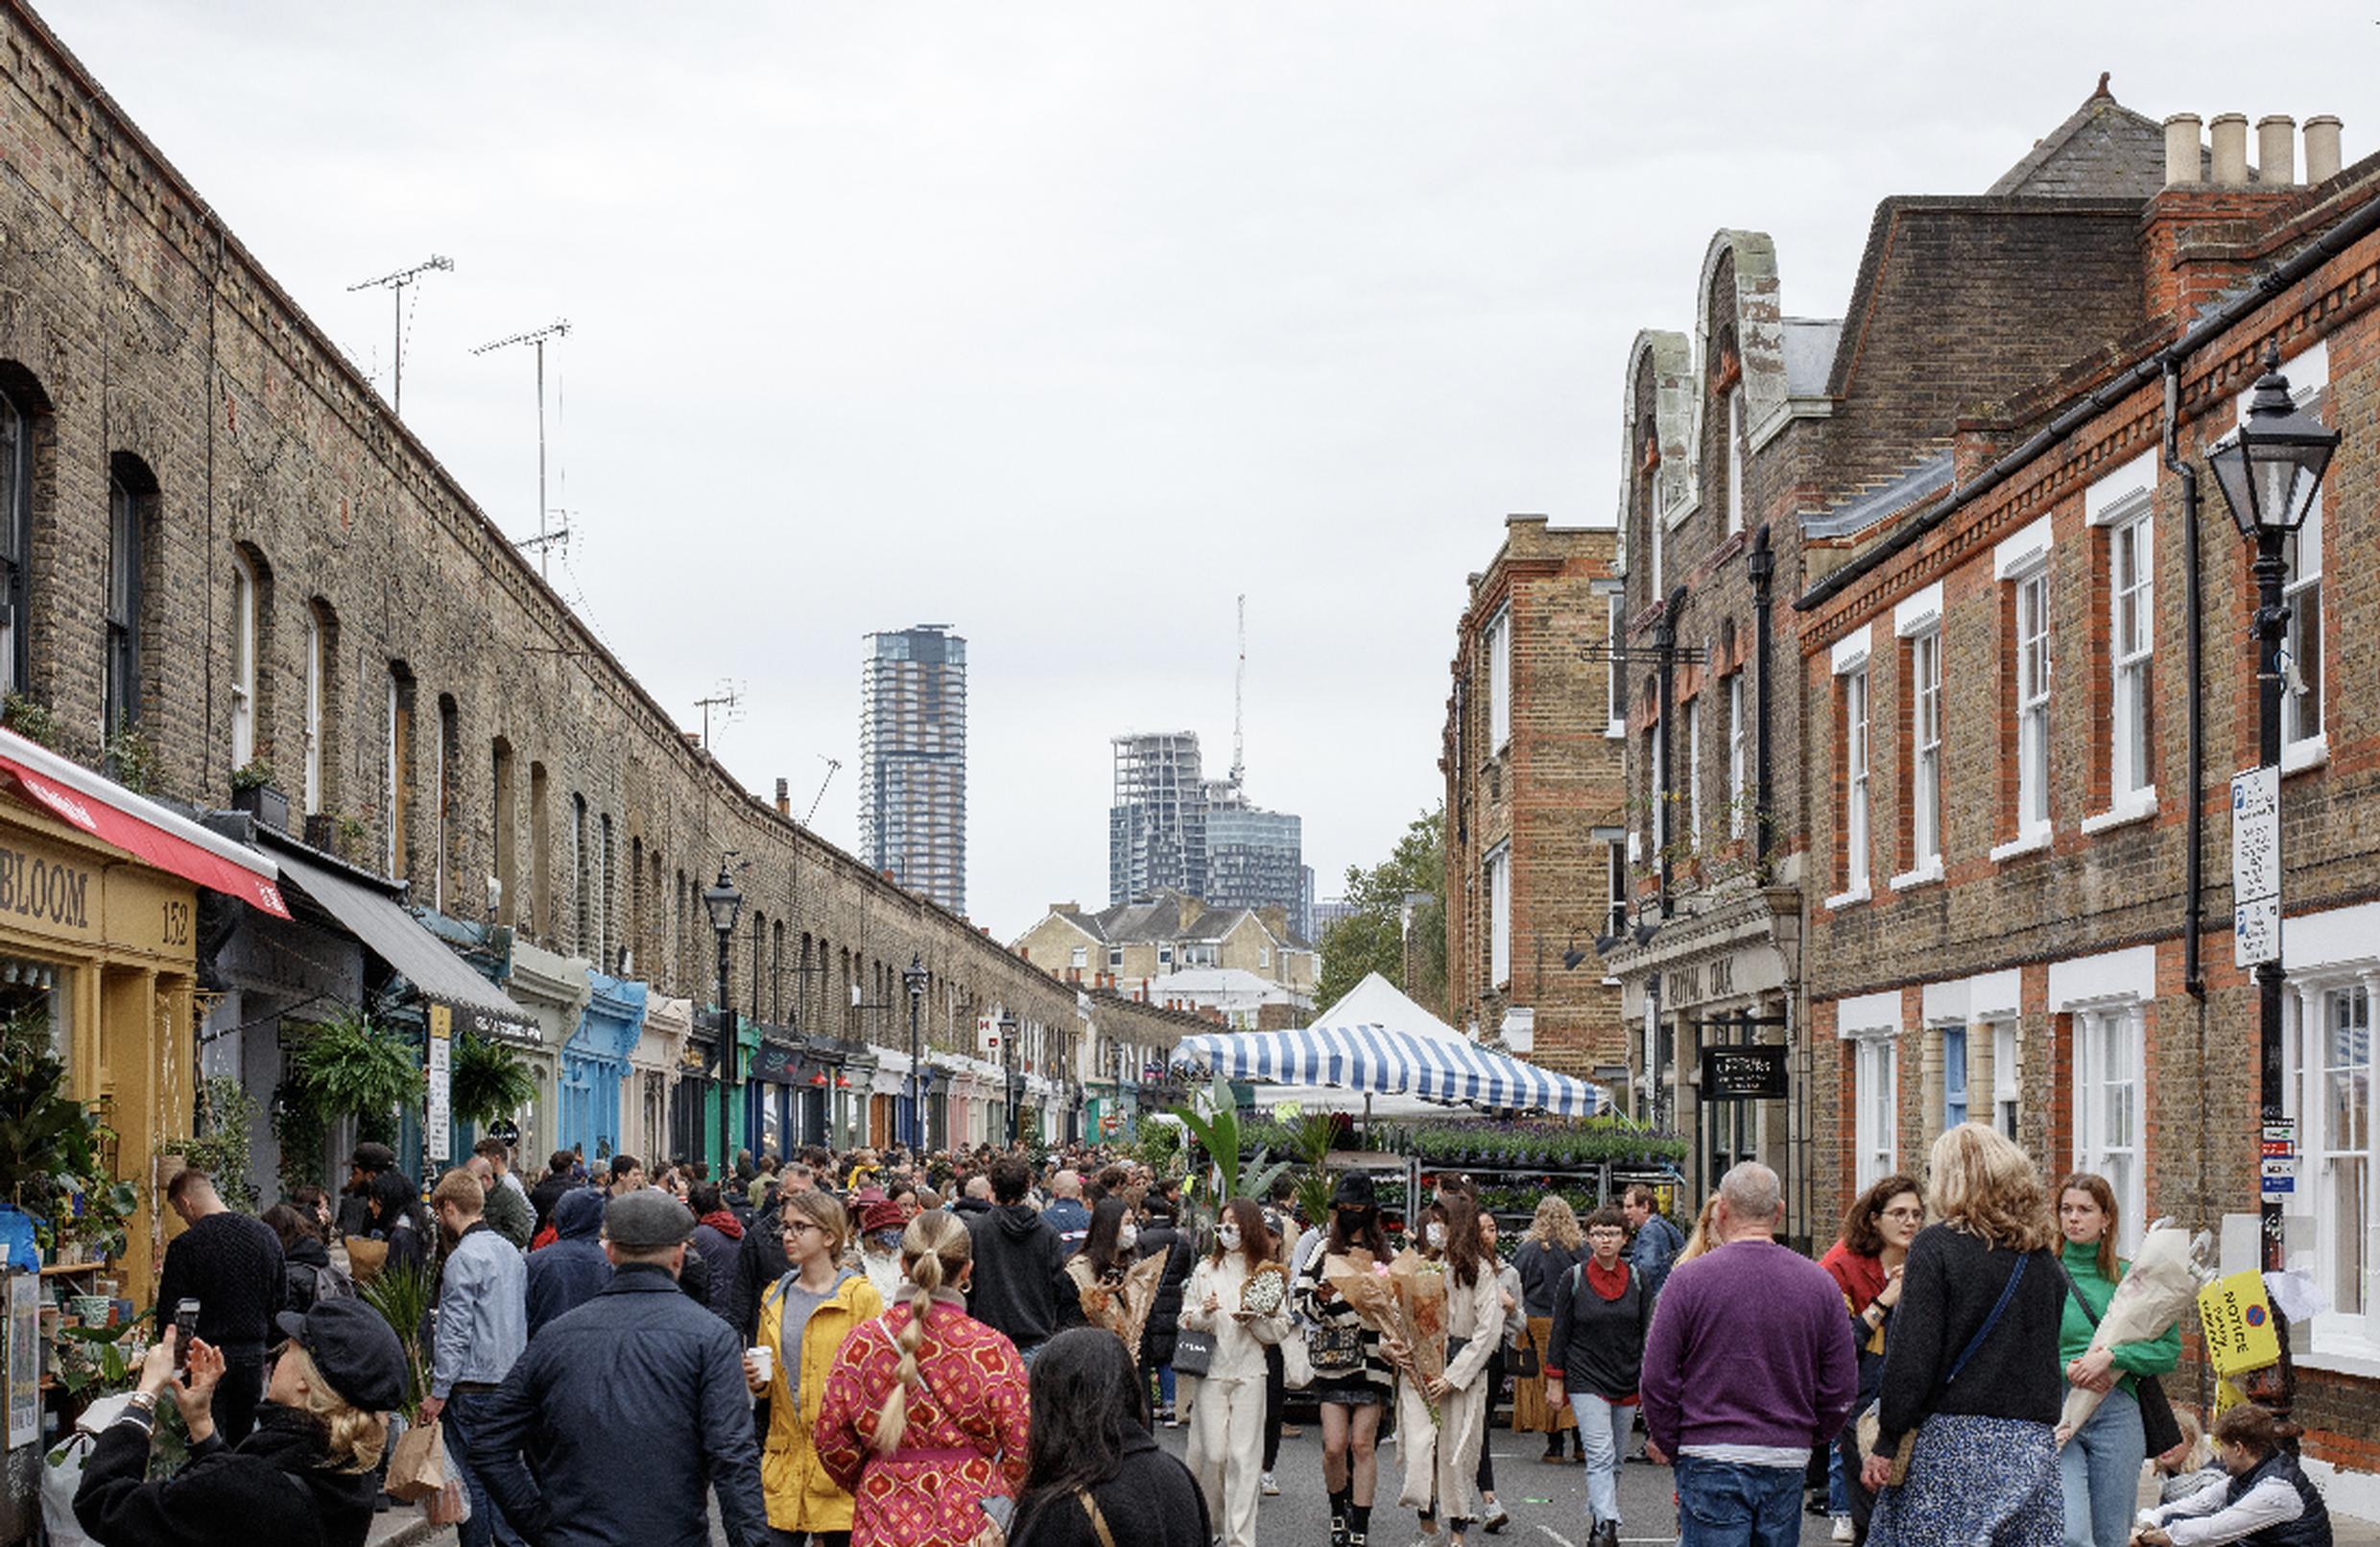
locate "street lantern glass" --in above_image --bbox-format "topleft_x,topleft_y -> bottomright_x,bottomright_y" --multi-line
2209,346 -> 2339,540
903,956 -> 928,1000
702,868 -> 744,937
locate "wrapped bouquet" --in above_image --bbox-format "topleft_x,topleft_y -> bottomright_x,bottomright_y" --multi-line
1387,1249 -> 1449,1390
2056,1224 -> 2210,1444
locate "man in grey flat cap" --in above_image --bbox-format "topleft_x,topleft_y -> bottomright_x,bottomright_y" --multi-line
469,1188 -> 770,1547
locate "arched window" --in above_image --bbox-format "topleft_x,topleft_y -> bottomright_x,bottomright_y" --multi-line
105,453 -> 158,745
385,662 -> 415,879
228,550 -> 260,770
0,390 -> 28,694
436,694 -> 460,913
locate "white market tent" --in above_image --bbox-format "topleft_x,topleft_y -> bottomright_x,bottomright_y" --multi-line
1169,972 -> 1607,1118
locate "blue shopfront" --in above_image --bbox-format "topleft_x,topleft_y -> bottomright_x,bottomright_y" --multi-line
560,971 -> 646,1161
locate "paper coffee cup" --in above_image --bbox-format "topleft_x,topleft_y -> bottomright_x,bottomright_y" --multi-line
748,1345 -> 773,1385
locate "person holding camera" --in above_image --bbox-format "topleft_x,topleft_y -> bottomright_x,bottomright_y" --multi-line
72,1298 -> 410,1547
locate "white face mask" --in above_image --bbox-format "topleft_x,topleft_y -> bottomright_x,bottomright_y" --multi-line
1217,1225 -> 1242,1250
1118,1223 -> 1139,1250
1425,1223 -> 1447,1250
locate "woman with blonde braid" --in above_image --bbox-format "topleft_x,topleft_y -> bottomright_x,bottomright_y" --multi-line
816,1209 -> 1032,1547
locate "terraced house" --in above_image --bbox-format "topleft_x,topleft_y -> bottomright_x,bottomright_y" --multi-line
1795,108 -> 2380,1509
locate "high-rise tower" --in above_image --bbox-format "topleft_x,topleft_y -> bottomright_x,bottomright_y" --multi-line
860,625 -> 967,914
1109,731 -> 1205,905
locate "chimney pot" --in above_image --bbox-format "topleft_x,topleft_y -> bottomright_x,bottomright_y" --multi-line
2305,115 -> 2344,182
774,776 -> 791,817
2210,113 -> 2250,185
2258,114 -> 2297,184
2164,113 -> 2204,185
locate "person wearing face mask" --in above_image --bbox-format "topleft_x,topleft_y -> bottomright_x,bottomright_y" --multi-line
1297,1172 -> 1407,1547
854,1193 -> 911,1307
1135,1198 -> 1197,1426
1181,1199 -> 1294,1547
1063,1198 -> 1145,1352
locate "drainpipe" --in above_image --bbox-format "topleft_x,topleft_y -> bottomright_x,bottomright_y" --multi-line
1748,527 -> 1775,882
2164,364 -> 2209,1002
1654,583 -> 1687,916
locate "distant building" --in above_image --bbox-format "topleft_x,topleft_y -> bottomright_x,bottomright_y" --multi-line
1311,897 -> 1358,941
1203,782 -> 1307,940
1013,890 -> 1317,1012
1109,731 -> 1206,904
860,626 -> 967,914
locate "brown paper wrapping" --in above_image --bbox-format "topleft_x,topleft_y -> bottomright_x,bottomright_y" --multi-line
1388,1249 -> 1449,1385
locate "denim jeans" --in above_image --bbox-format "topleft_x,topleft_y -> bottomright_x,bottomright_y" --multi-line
1826,1440 -> 1848,1514
2059,1384 -> 2143,1547
1567,1392 -> 1635,1527
440,1388 -> 522,1547
1672,1455 -> 1806,1547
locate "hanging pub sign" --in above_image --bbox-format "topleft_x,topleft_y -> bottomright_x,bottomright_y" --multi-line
1699,1044 -> 1789,1101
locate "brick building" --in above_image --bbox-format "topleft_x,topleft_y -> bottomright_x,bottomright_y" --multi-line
0,0 -> 1197,1194
1601,87 -> 2187,1228
1440,515 -> 1625,1080
1793,111 -> 2380,1507
1012,890 -> 1316,1010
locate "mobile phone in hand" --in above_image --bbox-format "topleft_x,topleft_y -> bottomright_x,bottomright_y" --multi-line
980,1494 -> 1014,1534
174,1299 -> 201,1378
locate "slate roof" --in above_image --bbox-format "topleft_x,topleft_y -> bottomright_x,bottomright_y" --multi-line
1783,318 -> 1844,397
1052,889 -> 1311,951
1987,82 -> 2216,200
1803,453 -> 1957,538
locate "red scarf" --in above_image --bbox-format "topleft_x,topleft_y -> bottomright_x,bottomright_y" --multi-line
1586,1259 -> 1630,1300
701,1208 -> 745,1241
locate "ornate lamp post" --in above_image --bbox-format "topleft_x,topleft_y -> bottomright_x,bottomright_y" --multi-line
2206,340 -> 2339,1284
702,860 -> 745,1178
903,954 -> 929,1153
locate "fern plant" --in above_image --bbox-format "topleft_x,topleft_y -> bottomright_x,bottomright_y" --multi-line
451,1032 -> 536,1131
286,1008 -> 421,1130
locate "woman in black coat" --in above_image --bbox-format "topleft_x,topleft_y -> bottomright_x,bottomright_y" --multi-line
75,1302 -> 410,1547
1010,1328 -> 1211,1547
1134,1198 -> 1197,1424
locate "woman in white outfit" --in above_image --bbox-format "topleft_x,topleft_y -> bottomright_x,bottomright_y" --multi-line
1181,1197 -> 1294,1547
1398,1196 -> 1510,1547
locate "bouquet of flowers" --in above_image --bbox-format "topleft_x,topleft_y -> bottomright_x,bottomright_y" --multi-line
1113,1249 -> 1173,1366
1387,1249 -> 1449,1391
2056,1224 -> 2210,1445
1241,1261 -> 1289,1318
1324,1249 -> 1406,1349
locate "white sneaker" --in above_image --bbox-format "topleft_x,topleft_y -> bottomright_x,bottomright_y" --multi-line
1261,1471 -> 1280,1496
1832,1514 -> 1855,1543
1482,1499 -> 1509,1530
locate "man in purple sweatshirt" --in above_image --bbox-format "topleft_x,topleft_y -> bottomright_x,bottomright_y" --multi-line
1639,1162 -> 1858,1547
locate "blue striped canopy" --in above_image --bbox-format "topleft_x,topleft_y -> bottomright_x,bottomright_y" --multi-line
1168,1022 -> 1605,1117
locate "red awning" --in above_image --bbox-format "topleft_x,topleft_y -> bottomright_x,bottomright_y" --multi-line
0,747 -> 290,919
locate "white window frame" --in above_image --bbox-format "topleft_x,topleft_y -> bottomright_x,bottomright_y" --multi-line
302,609 -> 323,817
1684,695 -> 1702,852
1856,1035 -> 1898,1190
2229,344 -> 2329,772
1889,585 -> 1944,890
1991,1018 -> 2021,1138
1726,672 -> 1748,840
229,552 -> 256,771
1069,945 -> 1087,971
1606,838 -> 1628,938
1647,726 -> 1665,857
1487,606 -> 1512,753
2109,510 -> 2154,801
1828,627 -> 1872,910
2016,569 -> 2051,832
1487,843 -> 1511,987
1726,386 -> 1746,536
2071,1000 -> 2147,1256
2284,957 -> 2379,1361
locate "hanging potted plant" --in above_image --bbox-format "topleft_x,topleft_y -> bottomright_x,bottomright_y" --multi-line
451,1032 -> 537,1133
285,1008 -> 424,1144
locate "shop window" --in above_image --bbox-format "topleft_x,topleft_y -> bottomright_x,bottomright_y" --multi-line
2318,985 -> 2370,1324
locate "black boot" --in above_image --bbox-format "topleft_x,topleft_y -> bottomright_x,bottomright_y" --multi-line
1592,1523 -> 1620,1547
1349,1503 -> 1372,1547
1330,1488 -> 1351,1547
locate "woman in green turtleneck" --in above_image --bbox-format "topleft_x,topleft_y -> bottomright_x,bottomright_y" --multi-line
2055,1174 -> 2179,1547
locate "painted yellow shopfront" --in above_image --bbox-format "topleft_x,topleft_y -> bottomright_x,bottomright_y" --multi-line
0,802 -> 197,1301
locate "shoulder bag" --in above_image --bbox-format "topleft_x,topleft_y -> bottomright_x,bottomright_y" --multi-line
1077,1488 -> 1120,1547
1857,1249 -> 2031,1487
1171,1326 -> 1215,1378
2054,1258 -> 2183,1456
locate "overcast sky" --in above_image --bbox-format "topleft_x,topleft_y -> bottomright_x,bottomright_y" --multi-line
53,3 -> 2370,941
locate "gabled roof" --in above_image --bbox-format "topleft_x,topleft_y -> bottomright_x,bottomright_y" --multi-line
1987,81 -> 2180,200
1036,889 -> 1301,950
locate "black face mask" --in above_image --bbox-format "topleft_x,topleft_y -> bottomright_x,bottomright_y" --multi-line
1335,1207 -> 1374,1231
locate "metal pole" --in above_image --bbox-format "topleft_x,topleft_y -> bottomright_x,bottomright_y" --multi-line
535,338 -> 549,579
393,283 -> 404,417
907,954 -> 922,1154
2252,525 -> 2289,1280
716,923 -> 733,1179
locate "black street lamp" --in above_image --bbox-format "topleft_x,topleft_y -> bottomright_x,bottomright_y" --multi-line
903,954 -> 929,1153
2207,341 -> 2340,1287
702,859 -> 745,1179
999,1010 -> 1020,1147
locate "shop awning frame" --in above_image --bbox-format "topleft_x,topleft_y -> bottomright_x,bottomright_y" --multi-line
0,728 -> 288,917
269,846 -> 541,1044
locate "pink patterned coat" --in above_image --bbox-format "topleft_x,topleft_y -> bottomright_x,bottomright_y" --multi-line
816,1297 -> 1033,1547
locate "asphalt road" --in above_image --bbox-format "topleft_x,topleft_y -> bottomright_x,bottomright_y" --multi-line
393,1414 -> 1848,1547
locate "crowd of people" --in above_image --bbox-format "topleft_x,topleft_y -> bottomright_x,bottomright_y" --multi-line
62,1122 -> 2343,1547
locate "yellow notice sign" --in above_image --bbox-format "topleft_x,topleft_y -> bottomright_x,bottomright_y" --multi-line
2212,1378 -> 2249,1416
2198,1270 -> 2282,1378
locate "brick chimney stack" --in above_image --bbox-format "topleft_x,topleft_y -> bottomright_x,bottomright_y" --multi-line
774,777 -> 791,818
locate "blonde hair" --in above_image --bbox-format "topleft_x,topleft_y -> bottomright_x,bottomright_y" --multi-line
1526,1196 -> 1583,1253
784,1187 -> 850,1262
1926,1123 -> 2055,1253
286,1345 -> 388,1474
872,1209 -> 972,1457
1676,1196 -> 1724,1265
2163,1408 -> 2214,1473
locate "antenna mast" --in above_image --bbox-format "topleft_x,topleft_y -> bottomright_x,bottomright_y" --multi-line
471,320 -> 573,577
1232,593 -> 1247,790
347,254 -> 452,416
807,755 -> 843,826
693,680 -> 746,754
